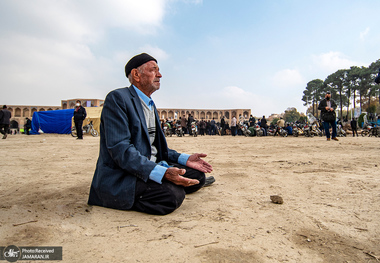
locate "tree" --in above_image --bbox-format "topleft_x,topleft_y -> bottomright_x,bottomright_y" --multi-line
324,69 -> 349,119
283,107 -> 301,123
302,79 -> 324,117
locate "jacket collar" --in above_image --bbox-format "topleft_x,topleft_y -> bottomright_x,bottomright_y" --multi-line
128,85 -> 150,141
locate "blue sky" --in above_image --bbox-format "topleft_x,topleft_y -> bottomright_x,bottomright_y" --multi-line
1,0 -> 379,116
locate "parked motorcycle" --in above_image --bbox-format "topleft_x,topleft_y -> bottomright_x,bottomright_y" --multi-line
71,120 -> 98,137
361,123 -> 372,137
303,124 -> 313,137
267,127 -> 275,136
336,123 -> 346,137
175,123 -> 184,137
292,124 -> 299,137
238,121 -> 251,137
163,122 -> 172,137
191,121 -> 198,137
311,123 -> 323,137
278,126 -> 288,137
255,124 -> 264,137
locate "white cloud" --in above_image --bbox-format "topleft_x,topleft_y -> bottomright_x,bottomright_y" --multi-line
0,0 -> 171,105
138,45 -> 169,61
272,69 -> 304,89
312,51 -> 362,72
360,27 -> 370,40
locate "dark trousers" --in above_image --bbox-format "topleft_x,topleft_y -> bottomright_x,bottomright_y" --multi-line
0,124 -> 9,135
231,126 -> 237,136
352,128 -> 358,137
323,121 -> 337,139
75,120 -> 83,139
132,164 -> 205,215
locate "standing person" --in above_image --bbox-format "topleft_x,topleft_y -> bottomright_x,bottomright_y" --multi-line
0,105 -> 11,139
73,100 -> 87,140
180,115 -> 187,135
210,118 -> 216,135
199,118 -> 206,136
220,116 -> 226,136
351,118 -> 358,137
231,116 -> 237,136
24,117 -> 32,135
88,53 -> 215,215
249,115 -> 256,127
318,91 -> 338,141
260,115 -> 268,136
187,114 -> 194,135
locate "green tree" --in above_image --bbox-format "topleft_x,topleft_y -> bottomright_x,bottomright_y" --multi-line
302,79 -> 324,118
324,69 -> 349,119
283,107 -> 301,123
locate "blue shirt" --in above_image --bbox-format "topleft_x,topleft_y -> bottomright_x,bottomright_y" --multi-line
133,85 -> 190,183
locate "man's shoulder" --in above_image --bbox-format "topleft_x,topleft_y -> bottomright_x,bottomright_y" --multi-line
106,86 -> 133,100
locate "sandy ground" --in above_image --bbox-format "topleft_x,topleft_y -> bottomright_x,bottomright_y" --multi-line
0,133 -> 379,263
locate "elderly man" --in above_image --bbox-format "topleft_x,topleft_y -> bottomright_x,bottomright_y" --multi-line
88,53 -> 214,215
318,91 -> 338,141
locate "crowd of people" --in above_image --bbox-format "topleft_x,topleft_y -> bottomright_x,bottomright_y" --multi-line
160,111 -> 378,138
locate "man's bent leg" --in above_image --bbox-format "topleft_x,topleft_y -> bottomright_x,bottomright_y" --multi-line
133,179 -> 186,215
172,163 -> 206,194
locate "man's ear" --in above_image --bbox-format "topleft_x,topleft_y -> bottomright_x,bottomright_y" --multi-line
131,68 -> 140,83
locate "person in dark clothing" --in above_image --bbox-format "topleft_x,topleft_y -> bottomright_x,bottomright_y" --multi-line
318,91 -> 338,141
220,116 -> 226,136
24,117 -> 32,135
249,115 -> 256,127
0,105 -> 12,139
187,114 -> 194,135
88,53 -> 214,215
375,68 -> 380,84
351,118 -> 358,137
73,100 -> 87,140
260,116 -> 267,136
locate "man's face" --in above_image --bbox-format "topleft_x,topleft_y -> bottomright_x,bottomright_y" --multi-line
325,94 -> 331,99
137,61 -> 162,96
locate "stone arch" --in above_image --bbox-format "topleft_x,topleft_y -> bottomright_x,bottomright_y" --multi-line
31,108 -> 37,115
47,108 -> 53,111
243,111 -> 249,119
23,108 -> 30,117
168,110 -> 174,119
69,102 -> 75,108
212,111 -> 218,119
15,108 -> 22,117
200,111 -> 205,119
231,111 -> 237,118
206,111 -> 212,120
224,111 -> 230,119
39,108 -> 45,112
161,110 -> 167,119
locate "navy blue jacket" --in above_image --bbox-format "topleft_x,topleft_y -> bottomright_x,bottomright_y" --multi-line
88,86 -> 181,210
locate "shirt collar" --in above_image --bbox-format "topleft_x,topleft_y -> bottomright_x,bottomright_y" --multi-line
133,85 -> 154,110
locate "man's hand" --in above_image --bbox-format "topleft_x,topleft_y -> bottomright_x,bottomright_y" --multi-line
163,167 -> 199,186
186,153 -> 213,173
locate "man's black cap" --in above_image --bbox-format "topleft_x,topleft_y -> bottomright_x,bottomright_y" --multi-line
125,53 -> 157,77
326,91 -> 331,94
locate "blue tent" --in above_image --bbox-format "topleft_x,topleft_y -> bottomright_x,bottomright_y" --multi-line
30,109 -> 74,135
